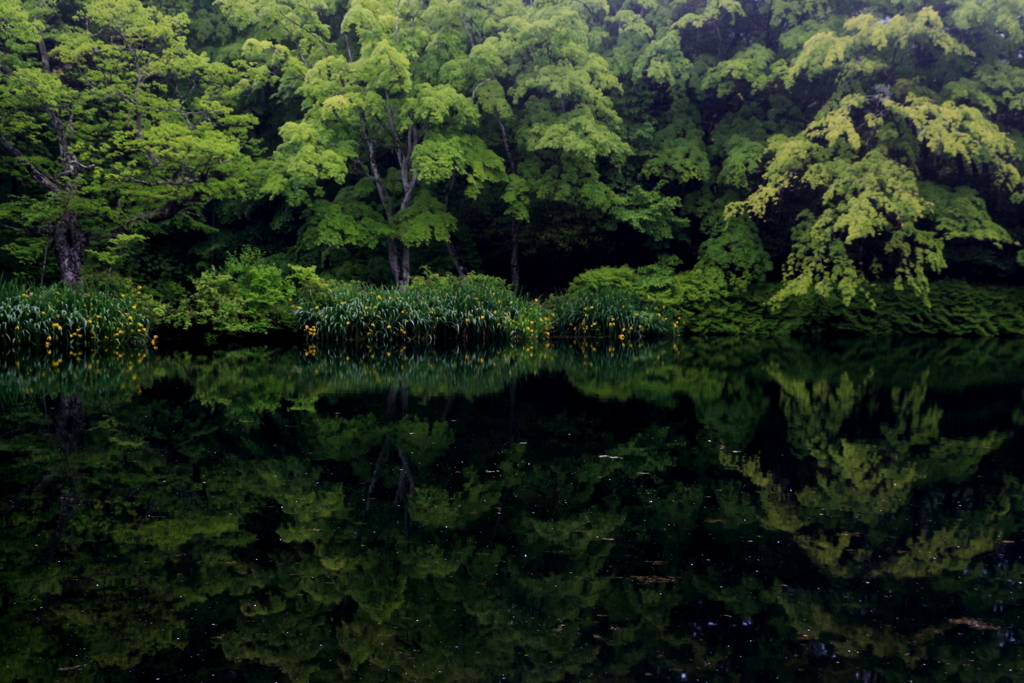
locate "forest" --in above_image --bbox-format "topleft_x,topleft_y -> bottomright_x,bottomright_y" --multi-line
4,0 -> 1024,339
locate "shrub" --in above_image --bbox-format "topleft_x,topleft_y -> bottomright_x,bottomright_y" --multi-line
547,261 -> 682,340
170,248 -> 332,334
546,288 -> 676,340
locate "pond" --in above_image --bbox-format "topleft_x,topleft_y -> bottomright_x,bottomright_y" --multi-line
2,338 -> 1024,682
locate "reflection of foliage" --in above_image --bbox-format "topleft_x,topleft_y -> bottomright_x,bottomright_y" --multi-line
724,364 -> 1019,582
1,338 -> 1024,682
0,348 -> 158,406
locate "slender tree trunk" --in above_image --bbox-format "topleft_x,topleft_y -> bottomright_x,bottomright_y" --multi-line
387,238 -> 412,287
510,220 -> 521,287
446,239 -> 467,277
53,213 -> 86,284
400,242 -> 410,287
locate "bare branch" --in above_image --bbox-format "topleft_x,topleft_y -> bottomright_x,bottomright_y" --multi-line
470,78 -> 491,100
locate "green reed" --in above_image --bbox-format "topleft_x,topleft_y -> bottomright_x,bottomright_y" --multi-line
295,274 -> 550,346
0,282 -> 152,352
545,289 -> 678,340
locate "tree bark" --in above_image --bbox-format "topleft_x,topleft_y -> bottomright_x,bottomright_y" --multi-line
53,213 -> 86,284
510,220 -> 522,287
400,242 -> 410,287
386,238 -> 412,287
446,240 -> 467,277
383,238 -> 414,286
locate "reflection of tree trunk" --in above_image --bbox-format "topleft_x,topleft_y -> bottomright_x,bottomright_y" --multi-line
385,385 -> 409,421
364,436 -> 392,514
395,449 -> 415,538
43,395 -> 85,562
386,384 -> 399,421
44,492 -> 79,563
440,396 -> 457,422
54,395 -> 85,455
372,386 -> 415,536
508,381 -> 518,444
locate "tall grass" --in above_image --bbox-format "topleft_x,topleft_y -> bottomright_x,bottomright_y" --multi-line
294,274 -> 550,346
0,281 -> 152,352
546,289 -> 678,340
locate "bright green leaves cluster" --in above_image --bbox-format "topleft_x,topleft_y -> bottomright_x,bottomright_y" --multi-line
169,246 -> 330,333
0,0 -> 256,282
724,7 -> 1024,304
227,0 -> 511,280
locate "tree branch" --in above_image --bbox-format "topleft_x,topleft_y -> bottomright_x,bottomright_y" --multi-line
0,135 -> 63,193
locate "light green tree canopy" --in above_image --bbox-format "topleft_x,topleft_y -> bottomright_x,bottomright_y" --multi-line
0,0 -> 255,283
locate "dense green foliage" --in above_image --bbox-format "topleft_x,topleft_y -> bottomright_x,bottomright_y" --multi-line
168,246 -> 332,334
4,0 -> 1024,332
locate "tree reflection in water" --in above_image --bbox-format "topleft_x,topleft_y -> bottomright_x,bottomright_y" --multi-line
2,339 -> 1024,682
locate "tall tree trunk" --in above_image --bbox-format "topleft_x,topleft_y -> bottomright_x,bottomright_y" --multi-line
53,213 -> 86,285
446,239 -> 467,277
386,238 -> 412,287
510,221 -> 521,287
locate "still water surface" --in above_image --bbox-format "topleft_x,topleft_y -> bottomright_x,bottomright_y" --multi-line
2,338 -> 1024,682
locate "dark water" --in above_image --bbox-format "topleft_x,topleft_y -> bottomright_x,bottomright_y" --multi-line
3,338 -> 1024,683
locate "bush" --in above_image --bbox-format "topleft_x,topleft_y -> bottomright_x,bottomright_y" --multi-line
169,248 -> 332,334
547,261 -> 682,340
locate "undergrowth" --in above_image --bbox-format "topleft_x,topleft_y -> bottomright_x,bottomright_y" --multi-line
294,273 -> 548,346
0,280 -> 152,352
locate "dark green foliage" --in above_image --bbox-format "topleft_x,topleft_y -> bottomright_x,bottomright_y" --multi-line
554,266 -> 1024,337
809,280 -> 1024,336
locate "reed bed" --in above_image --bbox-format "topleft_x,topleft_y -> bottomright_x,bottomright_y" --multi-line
0,282 -> 152,352
545,289 -> 678,340
295,274 -> 550,346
